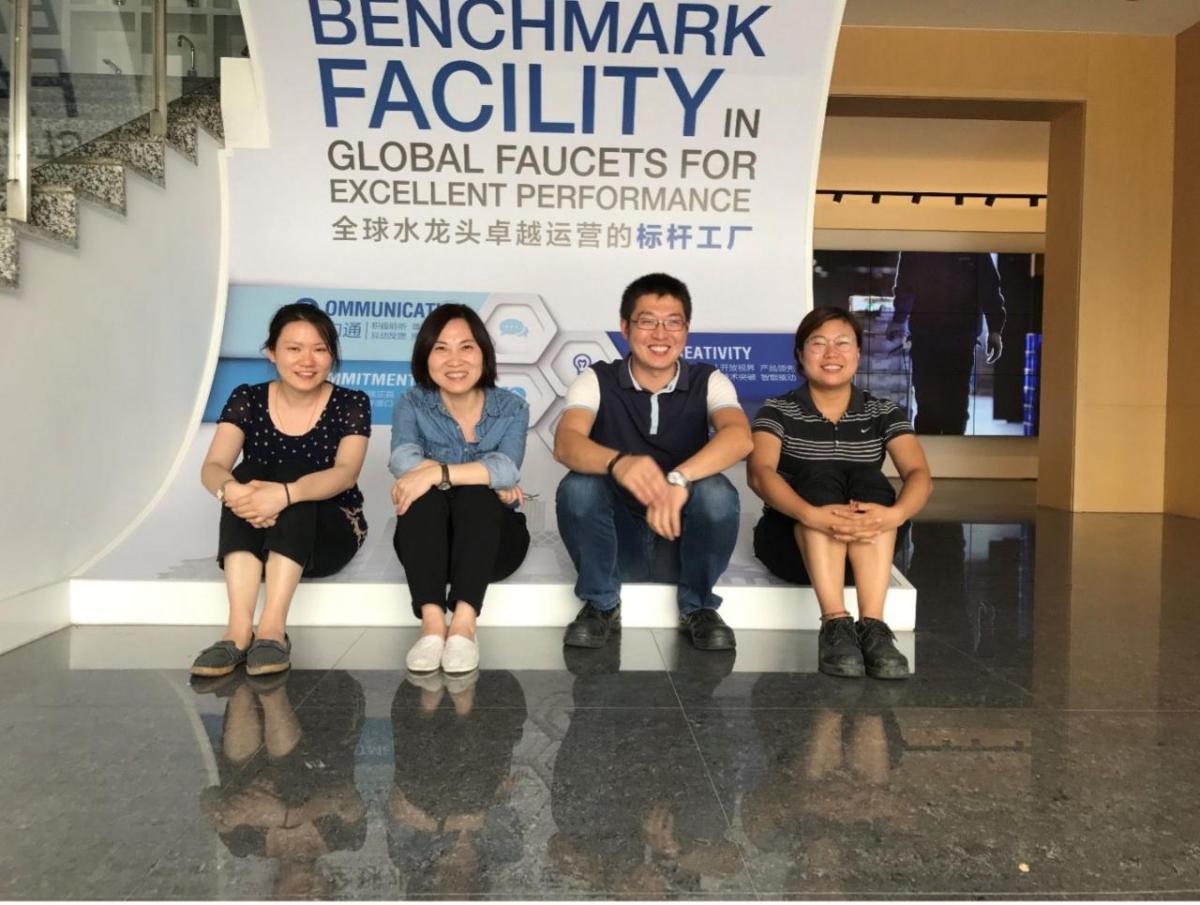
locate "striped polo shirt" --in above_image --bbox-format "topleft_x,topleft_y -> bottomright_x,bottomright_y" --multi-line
752,383 -> 914,477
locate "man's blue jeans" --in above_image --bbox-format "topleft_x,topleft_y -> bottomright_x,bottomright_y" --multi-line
555,472 -> 740,614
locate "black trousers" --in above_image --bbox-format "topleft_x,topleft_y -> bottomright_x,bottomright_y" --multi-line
392,485 -> 530,617
753,465 -> 898,586
218,460 -> 363,578
910,331 -> 977,435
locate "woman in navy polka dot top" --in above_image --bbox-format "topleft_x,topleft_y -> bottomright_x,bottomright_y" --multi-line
191,303 -> 372,679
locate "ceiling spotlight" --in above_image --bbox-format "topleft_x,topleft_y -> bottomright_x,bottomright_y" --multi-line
955,195 -> 964,206
911,194 -> 922,204
1030,196 -> 1040,208
985,196 -> 996,207
832,192 -> 843,203
871,193 -> 881,205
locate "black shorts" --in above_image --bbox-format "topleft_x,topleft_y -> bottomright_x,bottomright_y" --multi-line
753,464 -> 899,585
785,463 -> 898,509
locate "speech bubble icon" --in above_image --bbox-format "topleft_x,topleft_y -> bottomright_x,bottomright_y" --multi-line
499,318 -> 529,338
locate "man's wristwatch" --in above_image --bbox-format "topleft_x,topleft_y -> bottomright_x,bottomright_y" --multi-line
437,463 -> 452,491
666,470 -> 690,490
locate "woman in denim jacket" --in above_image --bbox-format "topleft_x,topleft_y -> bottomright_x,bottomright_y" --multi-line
389,304 -> 531,675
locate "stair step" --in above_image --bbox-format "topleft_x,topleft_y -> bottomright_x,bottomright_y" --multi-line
11,186 -> 80,248
165,93 -> 225,162
1,80 -> 225,292
32,161 -> 127,214
171,93 -> 225,141
62,137 -> 165,186
0,222 -> 18,289
102,113 -> 154,144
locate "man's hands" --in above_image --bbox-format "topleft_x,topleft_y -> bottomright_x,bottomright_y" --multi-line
985,330 -> 1004,364
225,480 -> 287,528
391,464 -> 440,516
801,501 -> 904,543
646,484 -> 689,541
611,454 -> 669,507
611,455 -> 688,541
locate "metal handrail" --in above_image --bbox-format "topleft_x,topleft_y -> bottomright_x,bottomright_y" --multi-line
150,0 -> 168,137
4,0 -> 171,222
5,0 -> 31,222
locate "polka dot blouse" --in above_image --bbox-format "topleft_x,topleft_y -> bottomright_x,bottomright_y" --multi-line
219,382 -> 372,515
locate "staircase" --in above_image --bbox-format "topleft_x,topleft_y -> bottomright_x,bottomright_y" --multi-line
0,80 -> 224,289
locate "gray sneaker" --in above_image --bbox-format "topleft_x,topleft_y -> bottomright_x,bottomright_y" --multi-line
246,634 -> 292,677
190,637 -> 251,677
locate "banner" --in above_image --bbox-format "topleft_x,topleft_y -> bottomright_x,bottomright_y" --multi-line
211,0 -> 848,443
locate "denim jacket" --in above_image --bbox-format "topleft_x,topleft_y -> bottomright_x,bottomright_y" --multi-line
388,386 -> 529,488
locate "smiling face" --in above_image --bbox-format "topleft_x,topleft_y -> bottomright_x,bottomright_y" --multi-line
799,316 -> 860,390
266,320 -> 333,392
427,317 -> 484,396
620,293 -> 689,381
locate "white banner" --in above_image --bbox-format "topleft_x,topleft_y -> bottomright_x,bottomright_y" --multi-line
216,0 -> 846,429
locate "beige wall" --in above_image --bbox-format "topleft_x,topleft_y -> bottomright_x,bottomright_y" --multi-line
816,116 -> 1048,234
1165,23 -> 1200,517
831,27 -> 1176,512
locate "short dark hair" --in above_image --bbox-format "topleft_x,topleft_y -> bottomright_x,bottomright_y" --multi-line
620,273 -> 692,323
793,306 -> 863,373
264,302 -> 341,370
410,303 -> 497,391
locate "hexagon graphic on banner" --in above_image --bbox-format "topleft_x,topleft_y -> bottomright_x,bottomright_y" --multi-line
533,397 -> 567,455
481,294 -> 558,364
536,331 -> 622,395
495,365 -> 556,426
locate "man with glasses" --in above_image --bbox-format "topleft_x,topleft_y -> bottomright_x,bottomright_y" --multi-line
553,273 -> 753,651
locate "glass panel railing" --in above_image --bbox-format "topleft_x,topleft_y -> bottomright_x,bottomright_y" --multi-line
27,0 -> 150,165
2,5 -> 12,176
166,0 -> 242,103
0,0 -> 244,219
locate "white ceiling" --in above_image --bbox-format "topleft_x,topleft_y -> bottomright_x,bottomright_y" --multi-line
843,0 -> 1200,36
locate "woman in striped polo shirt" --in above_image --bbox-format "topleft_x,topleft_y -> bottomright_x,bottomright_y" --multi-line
747,307 -> 933,680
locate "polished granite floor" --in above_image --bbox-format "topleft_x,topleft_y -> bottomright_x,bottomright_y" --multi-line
2,482 -> 1199,900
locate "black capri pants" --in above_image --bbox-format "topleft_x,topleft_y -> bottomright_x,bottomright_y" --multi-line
393,485 -> 530,617
754,464 -> 898,585
218,459 -> 365,578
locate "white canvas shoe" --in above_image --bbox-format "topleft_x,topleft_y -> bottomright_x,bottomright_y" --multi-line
441,634 -> 480,674
406,634 -> 445,673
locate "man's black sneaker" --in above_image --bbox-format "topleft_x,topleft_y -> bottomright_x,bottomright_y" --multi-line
857,618 -> 910,680
818,616 -> 866,678
679,608 -> 737,651
563,602 -> 621,648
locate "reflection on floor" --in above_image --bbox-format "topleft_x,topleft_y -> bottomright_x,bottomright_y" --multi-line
2,481 -> 1199,899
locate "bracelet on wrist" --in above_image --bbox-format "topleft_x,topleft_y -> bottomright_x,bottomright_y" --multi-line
281,482 -> 292,507
606,451 -> 628,477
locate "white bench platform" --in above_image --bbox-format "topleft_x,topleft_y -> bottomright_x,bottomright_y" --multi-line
73,426 -> 917,632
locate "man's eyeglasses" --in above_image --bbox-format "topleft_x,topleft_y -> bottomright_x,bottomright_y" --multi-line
804,336 -> 856,353
631,315 -> 688,332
